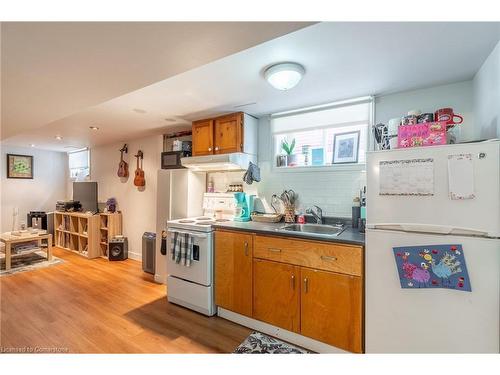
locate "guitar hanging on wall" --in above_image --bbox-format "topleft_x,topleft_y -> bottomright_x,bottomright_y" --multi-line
134,150 -> 145,187
117,144 -> 129,178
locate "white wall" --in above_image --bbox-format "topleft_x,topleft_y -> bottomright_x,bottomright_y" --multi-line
375,80 -> 475,142
473,40 -> 500,140
89,134 -> 163,260
1,145 -> 68,233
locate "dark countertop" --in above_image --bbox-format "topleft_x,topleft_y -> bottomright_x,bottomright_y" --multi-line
212,220 -> 365,246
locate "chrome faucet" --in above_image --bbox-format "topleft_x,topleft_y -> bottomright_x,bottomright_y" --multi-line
306,205 -> 323,224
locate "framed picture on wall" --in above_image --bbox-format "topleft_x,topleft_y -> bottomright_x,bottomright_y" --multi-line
7,154 -> 34,179
332,131 -> 360,164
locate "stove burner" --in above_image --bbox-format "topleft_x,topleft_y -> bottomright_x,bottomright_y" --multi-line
179,219 -> 195,223
195,217 -> 212,220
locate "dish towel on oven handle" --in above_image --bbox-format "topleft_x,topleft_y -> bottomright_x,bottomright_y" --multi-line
170,231 -> 194,267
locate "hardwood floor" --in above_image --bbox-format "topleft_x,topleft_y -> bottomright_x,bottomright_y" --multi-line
0,247 -> 251,353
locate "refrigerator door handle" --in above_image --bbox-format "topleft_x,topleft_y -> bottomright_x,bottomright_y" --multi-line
366,223 -> 490,237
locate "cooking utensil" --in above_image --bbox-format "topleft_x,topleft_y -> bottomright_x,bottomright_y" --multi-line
271,194 -> 282,213
280,189 -> 296,206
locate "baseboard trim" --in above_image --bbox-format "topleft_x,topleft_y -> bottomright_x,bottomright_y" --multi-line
128,251 -> 141,261
217,307 -> 347,354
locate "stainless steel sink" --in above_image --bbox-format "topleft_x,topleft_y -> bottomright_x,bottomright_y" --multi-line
277,223 -> 345,238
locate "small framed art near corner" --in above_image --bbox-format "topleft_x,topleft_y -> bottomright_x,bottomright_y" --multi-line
332,130 -> 360,164
7,154 -> 34,179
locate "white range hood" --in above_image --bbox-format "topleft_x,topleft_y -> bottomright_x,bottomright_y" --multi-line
181,152 -> 257,172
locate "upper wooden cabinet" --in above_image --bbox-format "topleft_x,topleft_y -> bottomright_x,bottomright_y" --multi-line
192,119 -> 214,156
301,268 -> 363,353
191,112 -> 257,156
214,230 -> 253,316
214,113 -> 243,154
253,259 -> 300,333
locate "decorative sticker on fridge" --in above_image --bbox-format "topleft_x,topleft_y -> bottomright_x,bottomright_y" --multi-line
447,153 -> 475,200
379,158 -> 434,196
393,244 -> 471,292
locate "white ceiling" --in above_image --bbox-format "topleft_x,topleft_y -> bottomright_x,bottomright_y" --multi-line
1,21 -> 311,140
3,22 -> 500,152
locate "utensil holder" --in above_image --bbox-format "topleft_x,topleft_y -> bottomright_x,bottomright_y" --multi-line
284,206 -> 295,223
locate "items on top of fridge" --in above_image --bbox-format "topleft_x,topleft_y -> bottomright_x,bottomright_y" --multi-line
397,121 -> 447,148
378,107 -> 464,150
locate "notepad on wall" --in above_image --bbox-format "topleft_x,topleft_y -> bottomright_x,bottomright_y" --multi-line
448,153 -> 475,200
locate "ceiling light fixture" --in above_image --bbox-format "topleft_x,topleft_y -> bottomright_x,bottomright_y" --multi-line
264,62 -> 305,91
89,126 -> 99,131
30,144 -> 35,147
55,135 -> 63,140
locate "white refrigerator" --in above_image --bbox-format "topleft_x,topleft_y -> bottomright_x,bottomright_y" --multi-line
365,141 -> 500,353
155,169 -> 205,284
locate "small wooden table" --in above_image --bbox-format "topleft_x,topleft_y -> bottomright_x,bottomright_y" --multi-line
1,232 -> 52,271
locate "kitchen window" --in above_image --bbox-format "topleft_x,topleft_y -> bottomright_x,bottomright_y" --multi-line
68,148 -> 90,180
271,97 -> 373,168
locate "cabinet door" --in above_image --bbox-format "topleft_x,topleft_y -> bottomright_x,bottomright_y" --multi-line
192,119 -> 214,156
253,259 -> 300,333
214,231 -> 253,316
214,113 -> 243,154
301,268 -> 363,353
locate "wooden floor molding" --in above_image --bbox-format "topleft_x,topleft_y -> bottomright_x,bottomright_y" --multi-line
0,247 -> 251,353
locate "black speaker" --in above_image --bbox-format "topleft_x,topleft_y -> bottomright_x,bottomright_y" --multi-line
108,237 -> 128,261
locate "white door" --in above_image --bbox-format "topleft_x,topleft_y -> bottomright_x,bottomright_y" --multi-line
365,228 -> 500,353
366,141 -> 500,237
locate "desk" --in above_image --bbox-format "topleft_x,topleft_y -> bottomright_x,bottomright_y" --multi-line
0,232 -> 52,271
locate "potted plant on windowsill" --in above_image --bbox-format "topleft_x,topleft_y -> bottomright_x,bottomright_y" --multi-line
281,138 -> 297,167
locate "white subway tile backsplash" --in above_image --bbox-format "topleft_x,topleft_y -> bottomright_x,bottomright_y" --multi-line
257,162 -> 366,218
207,162 -> 366,218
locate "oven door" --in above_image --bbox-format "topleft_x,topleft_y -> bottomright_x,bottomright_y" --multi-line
166,228 -> 213,286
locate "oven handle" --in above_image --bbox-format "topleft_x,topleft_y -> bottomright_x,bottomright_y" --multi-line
167,229 -> 208,239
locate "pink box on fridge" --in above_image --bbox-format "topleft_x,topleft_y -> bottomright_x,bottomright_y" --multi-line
397,121 -> 447,148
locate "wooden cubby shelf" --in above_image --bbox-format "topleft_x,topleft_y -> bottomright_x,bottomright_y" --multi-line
98,213 -> 122,258
54,212 -> 122,259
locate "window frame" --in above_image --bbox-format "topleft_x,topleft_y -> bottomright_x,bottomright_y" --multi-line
68,147 -> 91,181
270,97 -> 373,173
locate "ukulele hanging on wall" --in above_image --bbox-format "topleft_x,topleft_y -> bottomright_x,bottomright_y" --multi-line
117,144 -> 129,178
133,150 -> 145,187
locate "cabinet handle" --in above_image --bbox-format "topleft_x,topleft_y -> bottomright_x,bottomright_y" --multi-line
291,275 -> 295,290
268,247 -> 282,253
244,241 -> 249,256
208,147 -> 212,152
303,277 -> 309,293
320,255 -> 337,261
215,146 -> 219,151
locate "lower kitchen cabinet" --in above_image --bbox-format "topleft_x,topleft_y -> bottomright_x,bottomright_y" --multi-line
214,230 -> 253,316
300,268 -> 363,353
253,259 -> 300,333
214,229 -> 364,353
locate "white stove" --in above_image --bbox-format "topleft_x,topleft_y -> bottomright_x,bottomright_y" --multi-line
166,193 -> 235,316
167,216 -> 231,232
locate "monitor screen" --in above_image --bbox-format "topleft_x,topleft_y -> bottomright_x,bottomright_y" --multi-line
73,182 -> 98,213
